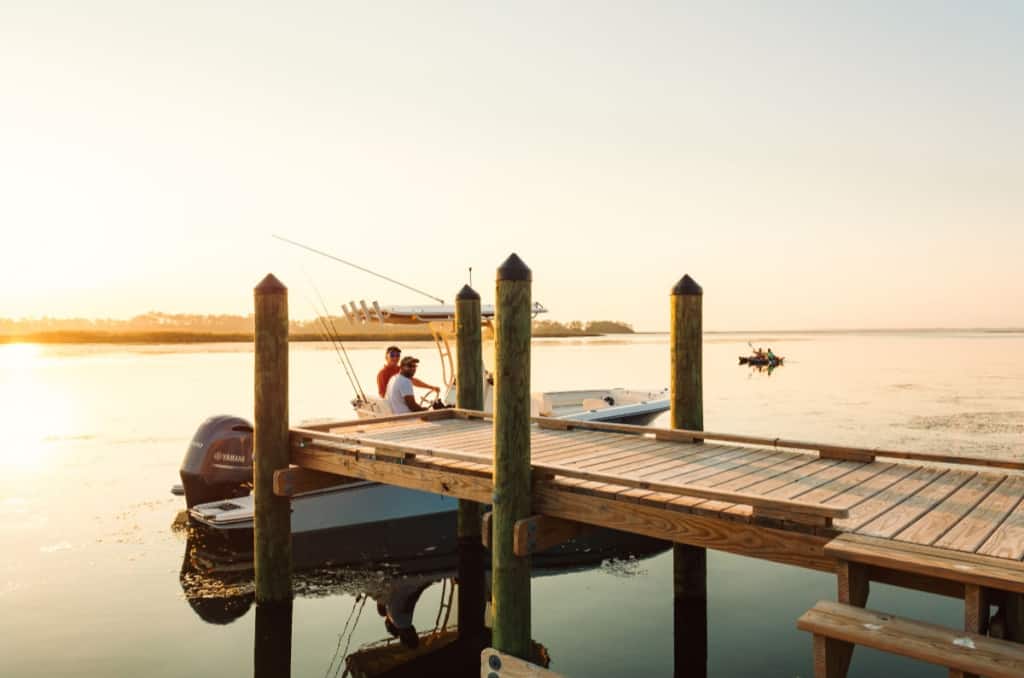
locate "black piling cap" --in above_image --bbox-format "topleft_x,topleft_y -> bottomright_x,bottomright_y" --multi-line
671,274 -> 702,296
456,284 -> 480,301
255,273 -> 287,295
497,253 -> 532,282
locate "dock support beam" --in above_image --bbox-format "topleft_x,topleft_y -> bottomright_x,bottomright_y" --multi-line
253,273 -> 293,605
671,274 -> 707,678
455,283 -> 486,647
491,254 -> 533,659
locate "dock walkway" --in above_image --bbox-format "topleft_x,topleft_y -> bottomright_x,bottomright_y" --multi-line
287,409 -> 1024,586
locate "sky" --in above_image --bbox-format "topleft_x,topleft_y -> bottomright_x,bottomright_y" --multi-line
1,2 -> 1021,331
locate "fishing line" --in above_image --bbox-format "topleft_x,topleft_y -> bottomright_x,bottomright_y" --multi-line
324,594 -> 363,678
274,234 -> 445,304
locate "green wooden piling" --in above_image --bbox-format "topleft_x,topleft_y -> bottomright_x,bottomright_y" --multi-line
455,283 -> 486,643
491,254 -> 533,659
253,273 -> 292,604
671,274 -> 707,677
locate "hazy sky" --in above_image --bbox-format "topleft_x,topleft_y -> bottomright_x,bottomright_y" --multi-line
2,2 -> 1021,330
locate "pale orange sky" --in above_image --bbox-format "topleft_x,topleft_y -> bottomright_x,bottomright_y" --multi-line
1,3 -> 1021,330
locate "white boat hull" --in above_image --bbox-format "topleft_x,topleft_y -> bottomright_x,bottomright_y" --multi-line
189,481 -> 457,533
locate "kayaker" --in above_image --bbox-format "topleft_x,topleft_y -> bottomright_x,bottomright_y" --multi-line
766,348 -> 776,362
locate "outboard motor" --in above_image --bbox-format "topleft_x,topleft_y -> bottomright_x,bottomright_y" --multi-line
179,415 -> 254,508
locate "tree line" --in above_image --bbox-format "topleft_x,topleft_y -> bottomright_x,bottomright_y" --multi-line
0,313 -> 633,342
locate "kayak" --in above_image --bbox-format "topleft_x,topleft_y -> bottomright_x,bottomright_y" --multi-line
738,355 -> 784,366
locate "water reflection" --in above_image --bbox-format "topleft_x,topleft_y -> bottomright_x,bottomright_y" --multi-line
177,512 -> 669,676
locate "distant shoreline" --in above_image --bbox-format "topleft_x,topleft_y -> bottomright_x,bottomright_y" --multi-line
0,330 -> 605,344
0,326 -> 1020,345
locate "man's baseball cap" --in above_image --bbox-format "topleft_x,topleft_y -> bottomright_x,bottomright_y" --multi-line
400,356 -> 419,367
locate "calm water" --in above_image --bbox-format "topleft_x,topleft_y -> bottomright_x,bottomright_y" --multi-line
2,331 -> 1023,677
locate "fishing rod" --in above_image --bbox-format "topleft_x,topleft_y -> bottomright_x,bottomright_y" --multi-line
273,234 -> 445,304
309,280 -> 367,401
301,288 -> 362,399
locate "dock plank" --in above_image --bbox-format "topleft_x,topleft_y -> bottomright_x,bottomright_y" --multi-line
717,459 -> 855,520
934,476 -> 1024,554
895,473 -> 1004,546
837,466 -> 947,532
573,445 -> 749,497
677,452 -> 824,513
975,489 -> 1024,560
815,464 -> 918,511
856,470 -> 975,539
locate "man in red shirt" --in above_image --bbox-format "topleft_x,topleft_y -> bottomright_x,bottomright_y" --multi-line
376,346 -> 440,399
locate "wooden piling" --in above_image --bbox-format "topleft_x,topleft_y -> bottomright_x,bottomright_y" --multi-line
455,283 -> 486,644
1006,593 -> 1024,643
671,274 -> 707,678
253,273 -> 292,604
491,254 -> 533,659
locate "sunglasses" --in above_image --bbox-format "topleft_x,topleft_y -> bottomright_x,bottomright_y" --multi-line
388,351 -> 401,357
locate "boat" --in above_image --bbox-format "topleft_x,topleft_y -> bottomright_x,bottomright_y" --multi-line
346,300 -> 669,425
178,301 -> 669,534
738,355 -> 784,367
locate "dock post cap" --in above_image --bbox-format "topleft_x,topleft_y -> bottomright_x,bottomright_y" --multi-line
456,284 -> 481,301
671,274 -> 702,296
497,253 -> 532,282
255,273 -> 287,295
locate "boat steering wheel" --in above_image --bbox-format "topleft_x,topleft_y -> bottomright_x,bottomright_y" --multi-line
418,389 -> 440,408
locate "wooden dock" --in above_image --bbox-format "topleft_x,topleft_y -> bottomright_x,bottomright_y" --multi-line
250,263 -> 1024,677
286,409 -> 1024,579
282,409 -> 1024,676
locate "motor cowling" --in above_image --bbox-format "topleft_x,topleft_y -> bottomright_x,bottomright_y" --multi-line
179,415 -> 254,508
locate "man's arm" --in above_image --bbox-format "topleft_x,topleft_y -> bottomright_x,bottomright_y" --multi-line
402,395 -> 426,412
411,377 -> 440,392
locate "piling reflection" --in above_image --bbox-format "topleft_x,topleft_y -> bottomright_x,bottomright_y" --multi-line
254,602 -> 292,678
177,512 -> 668,677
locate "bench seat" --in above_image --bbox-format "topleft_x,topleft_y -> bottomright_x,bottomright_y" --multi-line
797,601 -> 1024,678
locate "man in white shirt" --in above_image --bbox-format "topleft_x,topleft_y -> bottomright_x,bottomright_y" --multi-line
386,356 -> 430,414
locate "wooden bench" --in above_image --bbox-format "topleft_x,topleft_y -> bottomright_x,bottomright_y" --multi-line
798,601 -> 1024,678
823,534 -> 1024,677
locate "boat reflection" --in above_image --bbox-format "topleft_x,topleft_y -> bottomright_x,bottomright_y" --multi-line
177,511 -> 668,676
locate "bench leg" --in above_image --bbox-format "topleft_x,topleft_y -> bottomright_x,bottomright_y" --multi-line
813,634 -> 852,678
833,561 -> 869,676
951,584 -> 990,678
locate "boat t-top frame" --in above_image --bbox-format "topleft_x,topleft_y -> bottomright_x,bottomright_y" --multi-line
342,300 -> 548,393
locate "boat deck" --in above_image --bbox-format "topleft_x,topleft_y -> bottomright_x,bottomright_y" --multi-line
288,409 -> 1024,576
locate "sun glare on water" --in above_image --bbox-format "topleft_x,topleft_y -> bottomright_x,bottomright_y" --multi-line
0,344 -> 76,471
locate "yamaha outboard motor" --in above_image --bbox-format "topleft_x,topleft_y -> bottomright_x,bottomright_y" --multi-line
180,415 -> 254,508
